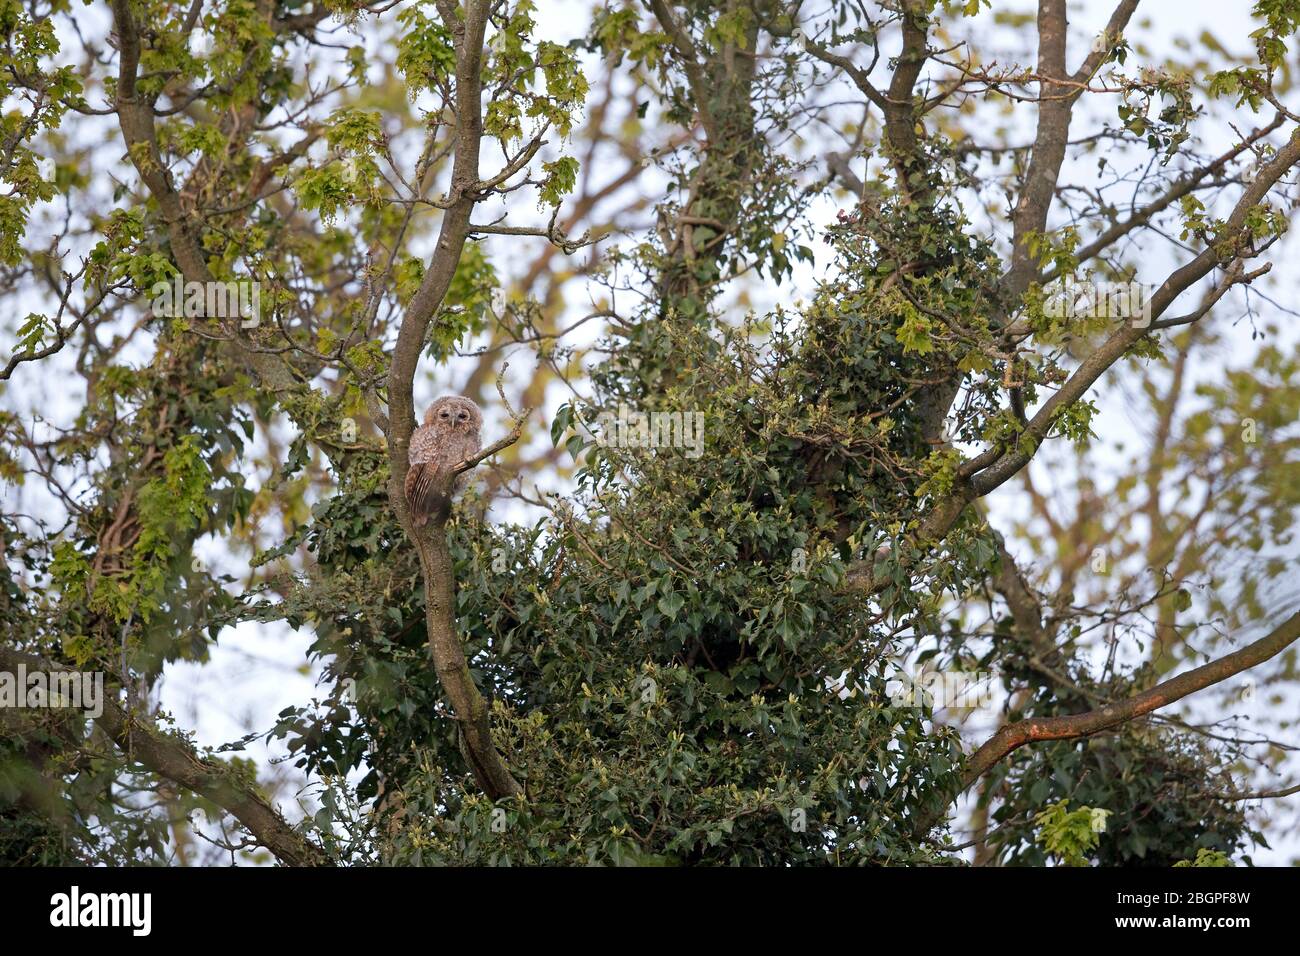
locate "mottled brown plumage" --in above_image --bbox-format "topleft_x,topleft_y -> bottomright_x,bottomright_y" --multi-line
404,396 -> 482,526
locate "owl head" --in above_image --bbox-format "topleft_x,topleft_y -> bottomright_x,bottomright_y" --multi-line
424,395 -> 482,431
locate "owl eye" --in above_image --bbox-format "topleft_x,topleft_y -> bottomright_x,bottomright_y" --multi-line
440,411 -> 450,419
457,412 -> 468,421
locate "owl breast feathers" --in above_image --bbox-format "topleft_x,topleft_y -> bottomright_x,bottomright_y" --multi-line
404,395 -> 483,527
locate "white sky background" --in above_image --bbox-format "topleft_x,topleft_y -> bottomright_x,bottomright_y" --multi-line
3,0 -> 1298,863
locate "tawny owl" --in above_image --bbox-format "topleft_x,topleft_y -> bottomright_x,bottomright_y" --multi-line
404,395 -> 483,527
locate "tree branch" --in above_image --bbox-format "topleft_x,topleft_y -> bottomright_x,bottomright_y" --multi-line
959,610 -> 1300,791
382,0 -> 523,800
0,645 -> 326,866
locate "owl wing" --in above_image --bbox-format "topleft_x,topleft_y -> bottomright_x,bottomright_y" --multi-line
405,425 -> 448,526
405,461 -> 446,526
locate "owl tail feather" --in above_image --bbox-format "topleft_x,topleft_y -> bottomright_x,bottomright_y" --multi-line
405,462 -> 452,527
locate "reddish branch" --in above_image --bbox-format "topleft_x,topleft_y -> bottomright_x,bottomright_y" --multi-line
960,610 -> 1300,790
